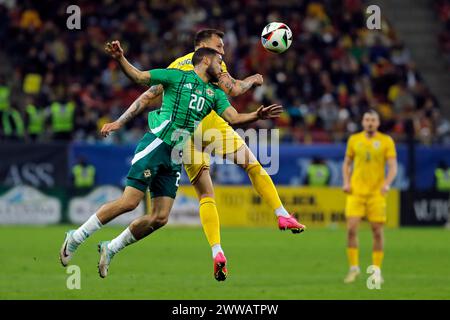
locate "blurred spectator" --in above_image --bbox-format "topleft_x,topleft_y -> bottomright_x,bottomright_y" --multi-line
0,77 -> 10,111
0,105 -> 24,140
434,161 -> 450,191
72,156 -> 96,189
24,95 -> 45,141
49,98 -> 76,141
305,157 -> 330,186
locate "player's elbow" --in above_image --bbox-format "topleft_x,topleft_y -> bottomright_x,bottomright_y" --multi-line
390,165 -> 398,178
226,115 -> 239,126
137,72 -> 150,86
342,160 -> 351,170
227,87 -> 241,97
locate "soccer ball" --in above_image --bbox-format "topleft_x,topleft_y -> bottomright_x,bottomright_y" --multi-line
261,22 -> 293,53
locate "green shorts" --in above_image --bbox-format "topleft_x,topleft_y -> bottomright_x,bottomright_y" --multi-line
126,132 -> 182,198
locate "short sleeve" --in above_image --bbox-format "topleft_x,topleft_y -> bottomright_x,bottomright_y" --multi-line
167,59 -> 178,69
221,61 -> 228,73
345,135 -> 355,159
214,89 -> 231,115
385,136 -> 397,158
148,69 -> 175,87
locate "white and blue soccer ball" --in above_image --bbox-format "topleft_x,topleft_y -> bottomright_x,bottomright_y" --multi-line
261,22 -> 293,54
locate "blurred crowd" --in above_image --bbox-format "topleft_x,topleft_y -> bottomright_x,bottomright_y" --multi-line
1,0 -> 449,145
436,0 -> 450,68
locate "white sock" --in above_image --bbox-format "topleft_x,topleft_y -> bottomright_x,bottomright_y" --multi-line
350,266 -> 360,272
275,206 -> 290,217
108,227 -> 137,254
212,244 -> 224,258
72,214 -> 103,244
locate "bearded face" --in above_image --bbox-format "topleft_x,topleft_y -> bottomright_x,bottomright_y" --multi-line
205,54 -> 222,83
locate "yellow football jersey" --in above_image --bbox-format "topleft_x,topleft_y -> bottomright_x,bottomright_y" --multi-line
167,51 -> 228,73
345,131 -> 397,196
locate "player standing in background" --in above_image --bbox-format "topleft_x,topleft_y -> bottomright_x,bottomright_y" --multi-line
60,43 -> 283,279
102,29 -> 306,281
342,110 -> 398,284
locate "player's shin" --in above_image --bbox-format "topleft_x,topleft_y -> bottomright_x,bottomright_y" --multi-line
246,162 -> 286,215
199,197 -> 222,257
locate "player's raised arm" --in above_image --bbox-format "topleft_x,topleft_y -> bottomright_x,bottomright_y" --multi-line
100,86 -> 163,137
218,72 -> 263,97
220,104 -> 283,126
105,40 -> 150,86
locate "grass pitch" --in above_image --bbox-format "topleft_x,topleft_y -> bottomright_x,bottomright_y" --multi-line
1,225 -> 449,299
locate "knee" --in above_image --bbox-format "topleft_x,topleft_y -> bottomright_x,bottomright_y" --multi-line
152,211 -> 169,229
153,216 -> 168,229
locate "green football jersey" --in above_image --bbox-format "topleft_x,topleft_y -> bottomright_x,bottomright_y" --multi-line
146,68 -> 231,148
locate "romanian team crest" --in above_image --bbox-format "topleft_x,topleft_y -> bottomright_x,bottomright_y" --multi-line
206,88 -> 214,97
373,141 -> 381,149
143,169 -> 152,178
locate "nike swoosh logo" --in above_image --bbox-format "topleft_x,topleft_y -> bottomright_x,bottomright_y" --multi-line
63,242 -> 69,258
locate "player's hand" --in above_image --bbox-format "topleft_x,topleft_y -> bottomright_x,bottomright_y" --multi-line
100,121 -> 122,137
342,183 -> 351,194
105,40 -> 124,60
381,184 -> 390,196
250,74 -> 264,86
256,104 -> 283,120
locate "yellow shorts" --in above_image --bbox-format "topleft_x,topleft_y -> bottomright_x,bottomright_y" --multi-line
183,111 -> 245,183
345,193 -> 387,223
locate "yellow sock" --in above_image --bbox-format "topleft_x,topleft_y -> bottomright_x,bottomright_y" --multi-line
372,250 -> 384,268
347,248 -> 359,268
199,197 -> 220,247
246,163 -> 282,211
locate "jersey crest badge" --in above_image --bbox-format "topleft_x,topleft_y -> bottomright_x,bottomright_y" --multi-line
206,88 -> 214,97
143,169 -> 152,178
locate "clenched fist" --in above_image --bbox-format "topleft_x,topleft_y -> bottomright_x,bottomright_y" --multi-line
105,40 -> 124,60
